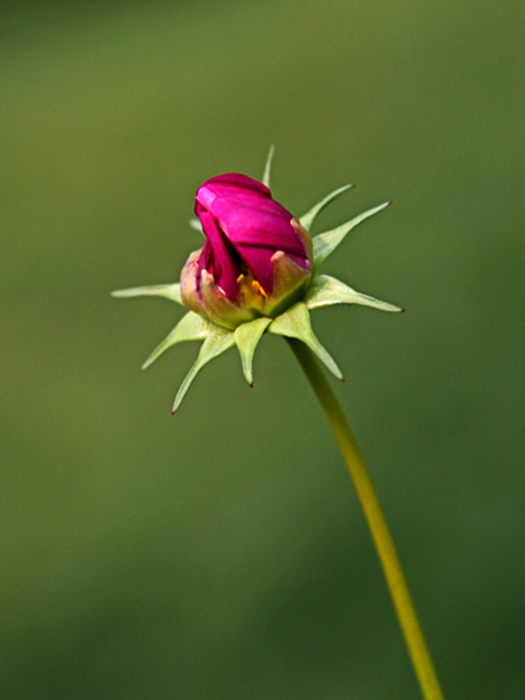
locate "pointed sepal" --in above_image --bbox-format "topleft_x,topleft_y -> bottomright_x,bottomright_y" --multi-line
234,317 -> 272,386
262,144 -> 275,189
189,218 -> 204,234
269,302 -> 343,380
312,201 -> 390,271
111,283 -> 183,305
299,184 -> 354,232
172,329 -> 235,412
142,311 -> 216,370
305,274 -> 404,313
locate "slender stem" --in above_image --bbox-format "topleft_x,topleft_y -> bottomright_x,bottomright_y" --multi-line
287,338 -> 445,700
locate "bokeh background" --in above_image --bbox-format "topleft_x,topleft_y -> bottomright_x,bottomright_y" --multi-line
2,1 -> 524,698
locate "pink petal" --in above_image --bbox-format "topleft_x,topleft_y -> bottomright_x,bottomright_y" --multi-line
236,245 -> 275,294
196,210 -> 239,301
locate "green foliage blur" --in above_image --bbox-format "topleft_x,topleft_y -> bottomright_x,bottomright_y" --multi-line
1,1 -> 524,698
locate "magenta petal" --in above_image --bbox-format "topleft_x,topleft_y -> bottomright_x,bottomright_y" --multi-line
219,206 -> 306,256
200,173 -> 271,197
236,245 -> 275,294
197,211 -> 239,301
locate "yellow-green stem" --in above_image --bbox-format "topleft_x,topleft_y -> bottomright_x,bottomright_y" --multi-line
287,338 -> 445,700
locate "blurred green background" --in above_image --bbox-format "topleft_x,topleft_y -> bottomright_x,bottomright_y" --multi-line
1,1 -> 524,698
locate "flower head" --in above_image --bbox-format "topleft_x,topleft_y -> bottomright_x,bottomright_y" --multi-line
181,173 -> 312,329
112,147 -> 403,412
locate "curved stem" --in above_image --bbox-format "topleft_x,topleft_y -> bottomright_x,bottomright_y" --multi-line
287,338 -> 445,700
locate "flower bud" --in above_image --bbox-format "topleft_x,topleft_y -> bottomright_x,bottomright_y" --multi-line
180,174 -> 312,329
113,152 -> 403,411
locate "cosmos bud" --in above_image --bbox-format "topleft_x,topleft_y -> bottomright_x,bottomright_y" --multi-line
180,174 -> 312,329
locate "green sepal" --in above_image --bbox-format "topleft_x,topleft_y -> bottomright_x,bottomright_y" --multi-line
305,274 -> 404,313
172,329 -> 235,413
142,311 -> 216,370
234,317 -> 272,386
269,302 -> 343,380
299,184 -> 354,232
262,144 -> 275,189
312,201 -> 390,271
111,283 -> 183,305
189,218 -> 204,234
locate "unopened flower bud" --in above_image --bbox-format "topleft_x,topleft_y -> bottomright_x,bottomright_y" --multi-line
113,149 -> 403,411
180,174 -> 312,329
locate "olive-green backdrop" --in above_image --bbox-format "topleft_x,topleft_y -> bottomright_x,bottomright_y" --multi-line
1,1 -> 524,698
